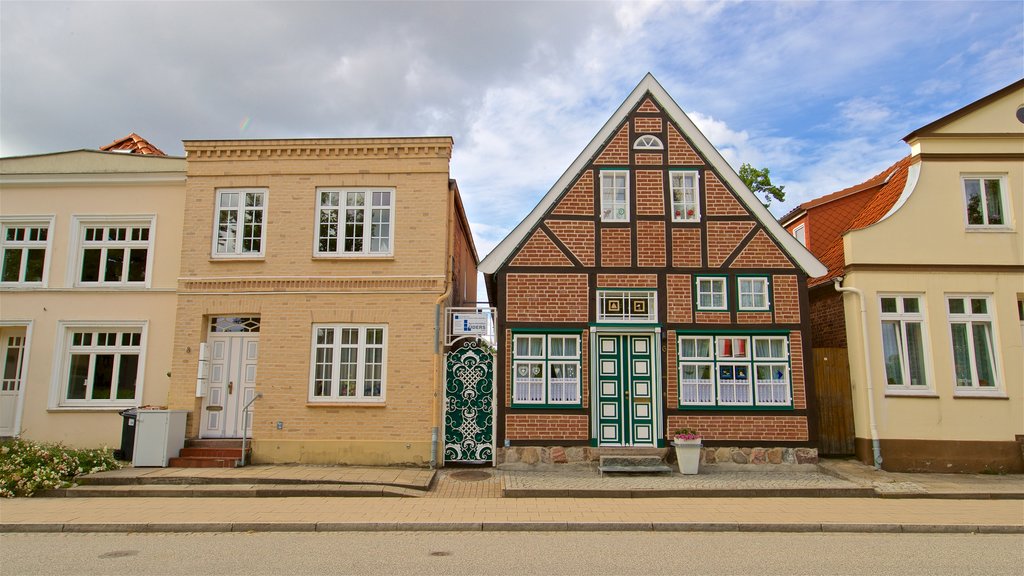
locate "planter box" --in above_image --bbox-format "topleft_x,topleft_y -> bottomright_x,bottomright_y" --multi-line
673,439 -> 702,474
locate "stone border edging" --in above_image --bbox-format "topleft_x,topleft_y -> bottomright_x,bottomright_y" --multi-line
2,522 -> 1020,534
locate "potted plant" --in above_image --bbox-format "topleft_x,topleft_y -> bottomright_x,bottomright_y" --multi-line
672,428 -> 702,474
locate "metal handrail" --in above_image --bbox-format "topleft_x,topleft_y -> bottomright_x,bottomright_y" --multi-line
237,392 -> 263,467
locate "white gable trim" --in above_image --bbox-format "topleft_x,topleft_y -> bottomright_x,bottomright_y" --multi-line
479,73 -> 826,278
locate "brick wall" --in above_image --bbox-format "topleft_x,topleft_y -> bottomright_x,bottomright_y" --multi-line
706,221 -> 754,267
594,125 -> 629,165
667,125 -> 703,165
737,312 -> 772,324
509,229 -> 572,267
597,273 -> 657,288
666,274 -> 693,323
634,153 -> 663,166
772,274 -> 801,323
634,117 -> 663,134
600,228 -> 632,267
730,230 -> 795,269
636,221 -> 666,267
545,220 -> 595,267
505,273 -> 589,322
637,98 -> 660,113
506,414 -> 589,440
809,289 -> 847,348
552,171 -> 594,216
635,170 -> 665,215
667,415 -> 809,441
671,228 -> 702,268
705,172 -> 747,216
696,311 -> 731,324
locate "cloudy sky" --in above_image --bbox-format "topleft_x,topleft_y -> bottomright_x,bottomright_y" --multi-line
2,1 -> 1021,259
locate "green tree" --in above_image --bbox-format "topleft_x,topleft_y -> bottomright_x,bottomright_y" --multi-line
738,163 -> 785,207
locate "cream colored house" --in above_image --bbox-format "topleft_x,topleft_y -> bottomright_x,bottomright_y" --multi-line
166,138 -> 477,466
0,140 -> 185,447
834,79 -> 1024,472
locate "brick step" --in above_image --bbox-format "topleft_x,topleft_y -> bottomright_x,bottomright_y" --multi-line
598,455 -> 672,476
185,439 -> 245,449
179,447 -> 244,458
167,456 -> 237,468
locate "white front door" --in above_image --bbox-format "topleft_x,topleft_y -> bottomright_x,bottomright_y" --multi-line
0,328 -> 28,437
201,333 -> 259,438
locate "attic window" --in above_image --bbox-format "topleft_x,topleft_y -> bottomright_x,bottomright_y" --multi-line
633,135 -> 663,150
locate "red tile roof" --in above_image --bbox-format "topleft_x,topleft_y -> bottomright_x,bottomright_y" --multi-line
808,155 -> 912,287
99,133 -> 166,156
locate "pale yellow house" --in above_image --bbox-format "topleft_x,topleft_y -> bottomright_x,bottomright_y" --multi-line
166,138 -> 477,466
833,80 -> 1024,472
0,138 -> 185,446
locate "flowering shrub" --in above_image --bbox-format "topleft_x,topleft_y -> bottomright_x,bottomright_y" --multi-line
672,428 -> 702,441
0,439 -> 120,498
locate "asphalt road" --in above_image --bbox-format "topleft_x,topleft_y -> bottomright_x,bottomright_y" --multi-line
2,531 -> 1022,575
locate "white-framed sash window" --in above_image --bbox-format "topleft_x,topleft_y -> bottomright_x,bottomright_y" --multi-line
670,170 -> 700,222
678,334 -> 791,408
738,276 -> 770,311
53,322 -> 146,408
962,175 -> 1010,229
512,333 -> 581,405
600,170 -> 629,222
946,295 -> 1000,393
879,295 -> 930,391
0,216 -> 53,286
73,216 -> 155,287
309,324 -> 387,402
316,188 -> 394,256
213,188 -> 266,257
696,277 -> 727,311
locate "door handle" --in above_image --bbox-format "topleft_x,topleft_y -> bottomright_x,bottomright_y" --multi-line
624,389 -> 630,398
228,381 -> 233,394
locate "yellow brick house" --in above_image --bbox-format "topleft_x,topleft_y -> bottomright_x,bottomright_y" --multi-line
166,138 -> 477,466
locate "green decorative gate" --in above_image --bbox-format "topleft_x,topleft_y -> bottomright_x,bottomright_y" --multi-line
444,341 -> 494,463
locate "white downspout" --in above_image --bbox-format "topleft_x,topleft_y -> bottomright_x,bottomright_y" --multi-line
833,277 -> 882,469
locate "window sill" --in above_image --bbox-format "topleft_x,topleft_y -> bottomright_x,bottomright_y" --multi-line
306,402 -> 387,408
510,404 -> 584,410
209,256 -> 265,262
49,406 -> 134,413
953,390 -> 1008,399
313,254 -> 395,260
738,308 -> 771,313
965,226 -> 1014,233
884,389 -> 939,398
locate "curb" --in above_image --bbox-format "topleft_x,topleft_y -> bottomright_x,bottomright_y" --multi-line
503,487 -> 877,498
2,522 -> 1020,534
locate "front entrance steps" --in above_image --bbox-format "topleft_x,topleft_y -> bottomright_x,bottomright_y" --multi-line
598,455 -> 673,476
42,465 -> 436,498
168,439 -> 248,468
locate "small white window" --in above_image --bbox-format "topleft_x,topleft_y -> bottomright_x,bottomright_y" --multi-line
879,296 -> 930,390
678,336 -> 714,405
696,277 -> 727,311
738,277 -> 770,311
597,290 -> 656,323
56,323 -> 146,408
309,324 -> 387,402
0,217 -> 53,286
73,216 -> 154,287
946,295 -> 1000,392
214,188 -> 266,257
962,176 -> 1010,228
316,188 -> 394,256
670,171 -> 700,222
793,224 -> 806,246
633,135 -> 664,150
600,170 -> 629,222
512,334 -> 581,405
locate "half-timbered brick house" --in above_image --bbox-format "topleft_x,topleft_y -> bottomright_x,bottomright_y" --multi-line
479,74 -> 827,465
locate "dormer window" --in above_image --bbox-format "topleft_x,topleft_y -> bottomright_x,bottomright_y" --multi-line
633,135 -> 664,150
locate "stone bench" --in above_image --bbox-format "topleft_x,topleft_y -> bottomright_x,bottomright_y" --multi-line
598,455 -> 673,476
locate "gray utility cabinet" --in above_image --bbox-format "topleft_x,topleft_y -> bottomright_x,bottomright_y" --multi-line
132,410 -> 188,467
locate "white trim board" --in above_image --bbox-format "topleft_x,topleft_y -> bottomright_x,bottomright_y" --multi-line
478,73 -> 826,278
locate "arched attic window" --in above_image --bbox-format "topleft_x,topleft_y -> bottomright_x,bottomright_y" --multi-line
633,135 -> 664,150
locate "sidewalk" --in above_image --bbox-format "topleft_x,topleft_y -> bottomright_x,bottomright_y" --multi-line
1,459 -> 1021,534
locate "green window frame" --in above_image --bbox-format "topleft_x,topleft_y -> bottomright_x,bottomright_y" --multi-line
695,276 -> 727,311
677,333 -> 792,409
512,333 -> 582,407
737,276 -> 771,311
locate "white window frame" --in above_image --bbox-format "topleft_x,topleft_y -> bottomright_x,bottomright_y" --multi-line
678,334 -> 792,408
512,334 -> 581,405
946,295 -> 1002,396
696,277 -> 727,311
212,188 -> 267,258
961,175 -> 1011,230
50,320 -> 147,410
793,223 -> 806,246
596,290 -> 657,323
670,170 -> 701,222
878,295 -> 932,394
633,135 -> 664,150
308,324 -> 388,403
71,215 -> 156,288
738,276 -> 770,311
0,216 -> 54,287
314,188 -> 395,257
600,170 -> 630,222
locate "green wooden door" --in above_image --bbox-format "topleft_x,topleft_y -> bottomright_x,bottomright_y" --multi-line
596,334 -> 657,446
